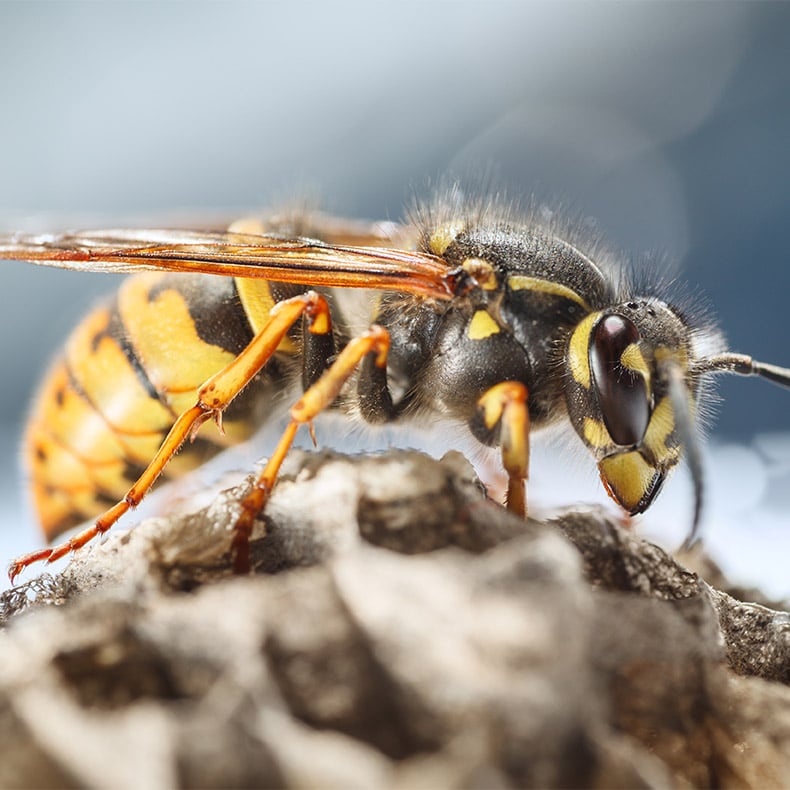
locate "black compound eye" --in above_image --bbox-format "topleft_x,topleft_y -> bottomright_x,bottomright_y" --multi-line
589,314 -> 650,446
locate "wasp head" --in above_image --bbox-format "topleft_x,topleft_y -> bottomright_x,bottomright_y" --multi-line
563,298 -> 703,516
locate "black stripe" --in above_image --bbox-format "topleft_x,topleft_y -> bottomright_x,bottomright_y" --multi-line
106,302 -> 169,405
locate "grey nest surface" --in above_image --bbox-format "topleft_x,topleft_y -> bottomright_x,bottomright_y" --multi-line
1,448 -> 789,789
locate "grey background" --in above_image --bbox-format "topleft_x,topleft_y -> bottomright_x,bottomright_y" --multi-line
1,2 -> 789,568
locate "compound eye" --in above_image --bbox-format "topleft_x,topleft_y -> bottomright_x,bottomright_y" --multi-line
590,314 -> 650,446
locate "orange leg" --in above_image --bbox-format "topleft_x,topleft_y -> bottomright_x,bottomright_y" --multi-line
9,291 -> 333,583
476,382 -> 530,518
230,325 -> 390,572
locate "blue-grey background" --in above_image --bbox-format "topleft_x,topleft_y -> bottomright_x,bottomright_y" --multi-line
1,2 -> 789,594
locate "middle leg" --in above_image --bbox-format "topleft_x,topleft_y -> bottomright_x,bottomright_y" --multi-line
231,325 -> 392,571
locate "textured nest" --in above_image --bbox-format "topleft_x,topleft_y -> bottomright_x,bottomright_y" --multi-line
1,449 -> 789,789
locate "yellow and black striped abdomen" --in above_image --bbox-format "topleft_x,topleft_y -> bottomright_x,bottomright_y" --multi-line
26,271 -> 299,540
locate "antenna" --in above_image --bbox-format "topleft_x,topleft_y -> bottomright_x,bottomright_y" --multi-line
695,352 -> 790,389
679,350 -> 790,548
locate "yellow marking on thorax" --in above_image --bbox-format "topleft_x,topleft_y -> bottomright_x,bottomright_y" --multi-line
468,310 -> 500,340
508,275 -> 592,312
462,258 -> 498,290
567,312 -> 600,389
428,221 -> 465,255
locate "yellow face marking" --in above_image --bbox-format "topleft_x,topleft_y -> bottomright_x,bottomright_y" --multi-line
642,396 -> 680,463
620,342 -> 648,375
583,417 -> 611,449
642,347 -> 690,465
620,341 -> 651,393
598,451 -> 658,512
508,275 -> 592,312
462,258 -> 498,290
567,312 -> 601,389
428,222 -> 465,255
468,309 -> 500,341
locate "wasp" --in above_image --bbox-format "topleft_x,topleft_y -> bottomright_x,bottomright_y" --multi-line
2,191 -> 789,581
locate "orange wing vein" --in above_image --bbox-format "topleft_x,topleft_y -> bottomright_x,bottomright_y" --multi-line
0,228 -> 454,300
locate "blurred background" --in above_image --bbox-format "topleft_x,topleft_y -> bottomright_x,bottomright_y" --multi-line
1,2 -> 789,596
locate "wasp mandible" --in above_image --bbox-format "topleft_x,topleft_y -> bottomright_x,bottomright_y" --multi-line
2,192 -> 789,580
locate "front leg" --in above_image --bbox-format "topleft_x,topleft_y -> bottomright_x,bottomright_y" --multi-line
473,382 -> 530,517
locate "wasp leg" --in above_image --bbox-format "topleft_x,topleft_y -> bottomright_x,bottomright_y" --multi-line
8,291 -> 333,583
475,382 -> 530,518
302,302 -> 337,391
231,325 -> 391,573
357,346 -> 397,423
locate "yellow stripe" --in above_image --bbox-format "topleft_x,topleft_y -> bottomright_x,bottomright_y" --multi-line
66,303 -> 174,438
621,342 -> 649,375
118,273 -> 241,415
235,278 -> 298,353
583,417 -> 611,449
567,312 -> 600,389
428,222 -> 465,255
508,275 -> 592,312
37,363 -> 129,465
468,310 -> 500,340
235,277 -> 276,335
642,396 -> 679,462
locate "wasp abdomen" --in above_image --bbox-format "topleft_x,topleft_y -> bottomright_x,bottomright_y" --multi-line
26,271 -> 298,540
